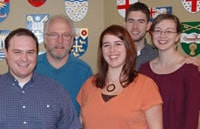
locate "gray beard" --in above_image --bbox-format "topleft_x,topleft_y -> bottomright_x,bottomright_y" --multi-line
49,49 -> 70,60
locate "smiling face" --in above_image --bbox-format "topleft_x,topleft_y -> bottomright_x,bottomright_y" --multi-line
125,11 -> 150,43
152,19 -> 180,51
102,34 -> 126,69
5,35 -> 37,81
44,18 -> 74,60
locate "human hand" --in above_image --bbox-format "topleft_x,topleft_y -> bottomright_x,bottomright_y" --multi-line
184,56 -> 200,71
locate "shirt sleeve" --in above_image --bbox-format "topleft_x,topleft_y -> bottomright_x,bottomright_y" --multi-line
77,78 -> 90,108
140,75 -> 163,111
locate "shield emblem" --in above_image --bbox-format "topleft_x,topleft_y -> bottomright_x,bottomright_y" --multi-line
117,0 -> 138,18
0,30 -> 10,60
180,22 -> 200,57
71,28 -> 88,57
0,0 -> 9,23
149,6 -> 172,22
26,14 -> 49,44
182,0 -> 200,13
65,0 -> 88,22
28,0 -> 46,7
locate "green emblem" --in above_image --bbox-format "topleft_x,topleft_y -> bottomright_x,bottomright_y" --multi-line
181,22 -> 200,57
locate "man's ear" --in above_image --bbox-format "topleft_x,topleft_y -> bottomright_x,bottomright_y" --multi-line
43,35 -> 47,48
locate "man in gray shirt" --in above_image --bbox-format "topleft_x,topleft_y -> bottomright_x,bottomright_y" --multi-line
124,2 -> 158,70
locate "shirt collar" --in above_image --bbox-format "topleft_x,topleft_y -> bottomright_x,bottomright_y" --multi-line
6,71 -> 34,88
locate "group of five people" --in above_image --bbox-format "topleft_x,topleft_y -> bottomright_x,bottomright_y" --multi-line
0,2 -> 200,129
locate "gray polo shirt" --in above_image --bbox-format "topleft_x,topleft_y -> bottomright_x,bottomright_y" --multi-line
136,40 -> 158,70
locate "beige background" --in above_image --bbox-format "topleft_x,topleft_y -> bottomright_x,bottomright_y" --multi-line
0,0 -> 200,128
0,0 -> 104,73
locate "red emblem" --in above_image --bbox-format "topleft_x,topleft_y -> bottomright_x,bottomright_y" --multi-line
182,0 -> 200,13
28,0 -> 46,7
117,0 -> 138,18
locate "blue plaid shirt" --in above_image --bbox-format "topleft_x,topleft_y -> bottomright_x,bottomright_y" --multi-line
0,72 -> 82,129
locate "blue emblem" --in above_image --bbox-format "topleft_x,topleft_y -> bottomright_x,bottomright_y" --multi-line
0,0 -> 10,23
26,14 -> 49,44
0,30 -> 10,60
71,28 -> 88,57
149,6 -> 172,22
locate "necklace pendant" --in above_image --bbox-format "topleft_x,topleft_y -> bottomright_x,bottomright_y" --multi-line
107,84 -> 116,92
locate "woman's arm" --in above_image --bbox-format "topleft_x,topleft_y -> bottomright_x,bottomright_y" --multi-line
145,104 -> 163,129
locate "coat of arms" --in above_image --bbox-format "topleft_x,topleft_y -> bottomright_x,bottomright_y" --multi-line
26,14 -> 49,44
0,30 -> 10,60
28,0 -> 46,7
65,0 -> 88,22
182,0 -> 200,13
0,0 -> 9,23
149,6 -> 172,22
117,0 -> 138,18
180,22 -> 200,56
71,28 -> 88,57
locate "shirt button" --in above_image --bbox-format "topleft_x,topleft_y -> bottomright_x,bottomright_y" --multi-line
23,121 -> 27,124
22,105 -> 26,109
22,91 -> 25,93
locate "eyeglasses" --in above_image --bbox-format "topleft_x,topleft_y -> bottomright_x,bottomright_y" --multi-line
46,32 -> 73,40
152,30 -> 177,36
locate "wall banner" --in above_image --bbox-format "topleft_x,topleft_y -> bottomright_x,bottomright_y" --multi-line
26,14 -> 49,44
181,21 -> 200,57
0,30 -> 10,60
182,0 -> 200,13
65,0 -> 88,22
0,0 -> 9,23
116,0 -> 138,18
149,6 -> 172,22
71,28 -> 88,57
28,0 -> 46,7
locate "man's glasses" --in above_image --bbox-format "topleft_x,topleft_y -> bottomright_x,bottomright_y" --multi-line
46,32 -> 73,40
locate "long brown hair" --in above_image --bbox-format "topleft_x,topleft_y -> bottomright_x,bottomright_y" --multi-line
94,25 -> 138,89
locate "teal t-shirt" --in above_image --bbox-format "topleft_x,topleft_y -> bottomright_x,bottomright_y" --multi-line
35,53 -> 93,115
